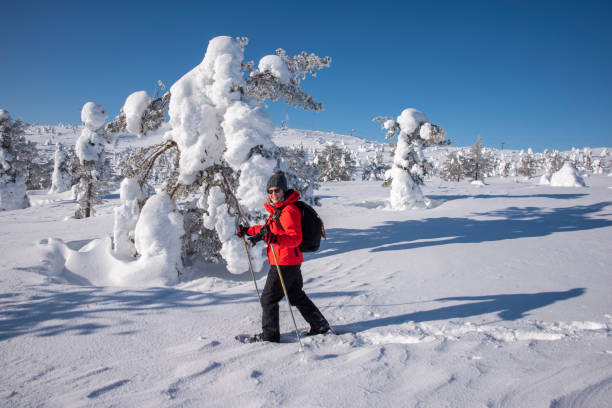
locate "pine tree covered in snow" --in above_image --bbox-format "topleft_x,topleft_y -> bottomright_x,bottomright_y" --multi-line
543,149 -> 565,176
0,110 -> 30,210
373,108 -> 447,209
361,149 -> 389,181
465,136 -> 494,181
275,145 -> 320,205
496,153 -> 512,178
112,36 -> 331,274
440,150 -> 467,182
74,102 -> 113,218
49,143 -> 78,193
314,143 -> 356,181
518,148 -> 539,179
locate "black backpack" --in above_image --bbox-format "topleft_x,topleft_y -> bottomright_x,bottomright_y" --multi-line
271,201 -> 326,252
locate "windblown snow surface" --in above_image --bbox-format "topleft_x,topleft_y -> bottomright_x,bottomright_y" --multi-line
1,129 -> 612,407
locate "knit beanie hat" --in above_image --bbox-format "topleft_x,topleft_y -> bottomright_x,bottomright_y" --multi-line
266,171 -> 288,192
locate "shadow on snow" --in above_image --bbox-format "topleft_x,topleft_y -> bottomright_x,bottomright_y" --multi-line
314,202 -> 612,257
0,286 -> 251,341
334,288 -> 586,333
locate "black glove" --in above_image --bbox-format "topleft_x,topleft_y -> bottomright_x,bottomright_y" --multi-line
248,225 -> 270,246
237,225 -> 249,238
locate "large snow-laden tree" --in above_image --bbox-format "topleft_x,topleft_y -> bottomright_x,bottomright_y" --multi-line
0,110 -> 30,211
112,36 -> 330,274
373,108 -> 447,209
74,102 -> 113,218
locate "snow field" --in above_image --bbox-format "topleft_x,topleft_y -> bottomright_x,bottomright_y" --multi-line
2,171 -> 611,406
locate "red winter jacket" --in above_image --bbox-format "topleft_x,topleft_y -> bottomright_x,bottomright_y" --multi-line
247,190 -> 303,265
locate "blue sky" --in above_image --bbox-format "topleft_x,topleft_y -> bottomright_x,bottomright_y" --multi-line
2,0 -> 611,151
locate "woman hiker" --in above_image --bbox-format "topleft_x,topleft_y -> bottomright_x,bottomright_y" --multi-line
237,171 -> 330,343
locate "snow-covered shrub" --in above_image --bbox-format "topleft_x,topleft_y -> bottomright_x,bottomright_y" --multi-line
550,162 -> 586,187
373,108 -> 447,209
74,102 -> 112,218
0,110 -> 30,211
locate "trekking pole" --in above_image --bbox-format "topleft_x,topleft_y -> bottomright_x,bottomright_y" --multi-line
269,244 -> 304,353
242,235 -> 261,304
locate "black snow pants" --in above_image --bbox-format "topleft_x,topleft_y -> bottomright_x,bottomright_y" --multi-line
260,264 -> 327,342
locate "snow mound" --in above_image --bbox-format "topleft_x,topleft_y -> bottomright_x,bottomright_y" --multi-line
38,235 -> 180,287
550,163 -> 586,187
38,193 -> 183,287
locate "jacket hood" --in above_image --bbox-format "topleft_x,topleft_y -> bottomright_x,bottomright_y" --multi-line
264,189 -> 300,214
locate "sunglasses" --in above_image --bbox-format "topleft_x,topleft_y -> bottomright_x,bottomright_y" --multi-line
268,188 -> 282,194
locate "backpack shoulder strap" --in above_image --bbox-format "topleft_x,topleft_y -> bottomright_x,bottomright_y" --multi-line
270,202 -> 299,232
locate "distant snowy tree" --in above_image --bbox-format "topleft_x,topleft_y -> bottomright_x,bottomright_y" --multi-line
543,149 -> 564,176
373,108 -> 448,209
361,149 -> 389,181
276,145 -> 320,205
74,102 -> 112,218
578,148 -> 593,172
314,143 -> 356,181
517,148 -> 539,179
49,143 -> 76,193
496,153 -> 512,178
0,110 -> 30,210
440,150 -> 467,182
464,136 -> 494,181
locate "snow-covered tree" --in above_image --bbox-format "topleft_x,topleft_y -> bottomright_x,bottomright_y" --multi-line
0,110 -> 30,210
74,102 -> 112,218
496,153 -> 512,178
113,178 -> 151,258
440,150 -> 467,182
313,143 -> 356,182
361,148 -> 389,181
113,36 -> 330,274
49,143 -> 76,193
517,148 -> 539,179
543,149 -> 565,176
373,108 -> 447,209
463,136 -> 494,181
276,145 -> 320,205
